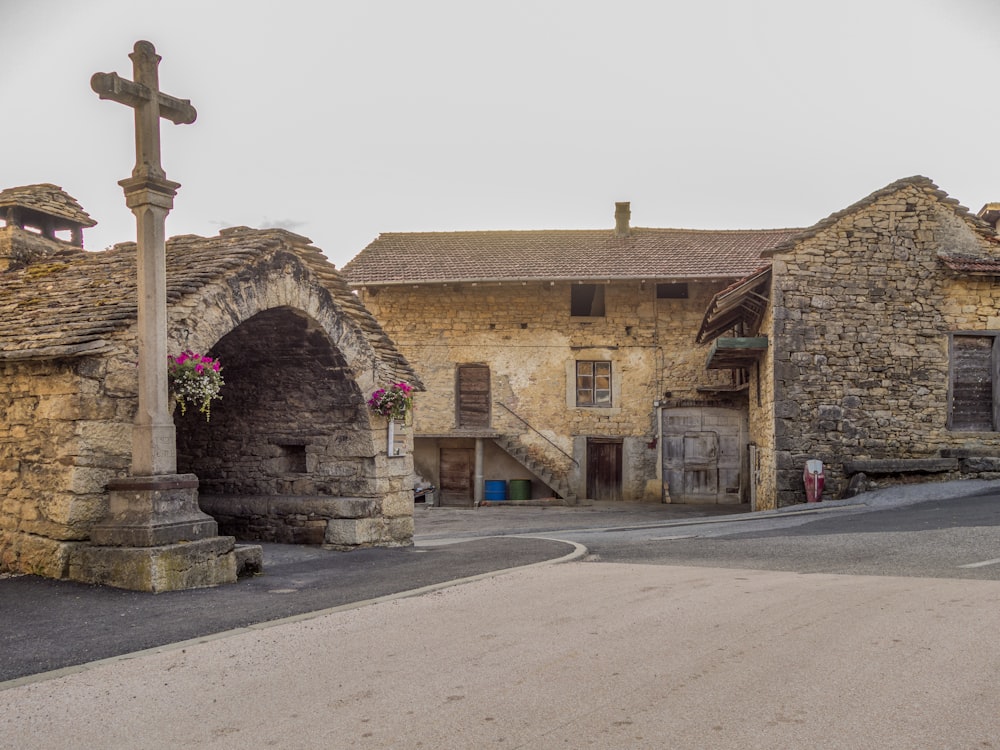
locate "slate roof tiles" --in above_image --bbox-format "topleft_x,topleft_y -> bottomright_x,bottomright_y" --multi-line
0,184 -> 97,228
0,227 -> 419,385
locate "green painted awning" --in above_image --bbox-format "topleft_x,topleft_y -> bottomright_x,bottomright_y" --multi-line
705,336 -> 768,369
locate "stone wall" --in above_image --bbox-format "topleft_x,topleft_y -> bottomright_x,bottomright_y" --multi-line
768,184 -> 1000,506
747,302 -> 778,510
0,355 -> 134,576
358,280 -> 732,501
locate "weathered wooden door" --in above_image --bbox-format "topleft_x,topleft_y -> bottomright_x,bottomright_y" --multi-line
457,364 -> 490,428
439,448 -> 474,506
586,439 -> 622,501
662,407 -> 746,504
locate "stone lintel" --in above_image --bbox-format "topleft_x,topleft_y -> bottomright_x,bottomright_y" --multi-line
69,536 -> 237,592
91,473 -> 219,547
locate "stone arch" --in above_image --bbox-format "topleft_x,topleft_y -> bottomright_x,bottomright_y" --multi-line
163,246 -> 414,547
175,306 -> 376,499
168,250 -> 385,401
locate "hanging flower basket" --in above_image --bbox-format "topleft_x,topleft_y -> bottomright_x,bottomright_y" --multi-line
367,381 -> 413,422
168,350 -> 224,422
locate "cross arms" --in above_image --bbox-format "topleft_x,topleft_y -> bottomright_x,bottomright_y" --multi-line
90,72 -> 197,125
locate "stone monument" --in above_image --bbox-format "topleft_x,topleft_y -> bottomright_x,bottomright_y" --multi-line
71,41 -> 244,591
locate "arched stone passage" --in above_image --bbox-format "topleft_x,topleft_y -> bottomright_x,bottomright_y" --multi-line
176,306 -> 376,500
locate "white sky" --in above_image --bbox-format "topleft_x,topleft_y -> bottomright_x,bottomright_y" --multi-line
4,0 -> 999,269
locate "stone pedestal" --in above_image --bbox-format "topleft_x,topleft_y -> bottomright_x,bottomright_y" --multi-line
72,474 -> 245,592
91,474 -> 218,546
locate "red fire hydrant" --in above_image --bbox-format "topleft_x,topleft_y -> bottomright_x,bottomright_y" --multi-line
803,459 -> 824,503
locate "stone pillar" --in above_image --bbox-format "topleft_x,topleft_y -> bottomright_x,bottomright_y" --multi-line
474,437 -> 484,504
120,174 -> 180,477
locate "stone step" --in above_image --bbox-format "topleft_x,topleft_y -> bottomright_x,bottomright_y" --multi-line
234,543 -> 264,578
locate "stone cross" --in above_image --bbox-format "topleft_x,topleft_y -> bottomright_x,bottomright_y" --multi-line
92,41 -> 197,476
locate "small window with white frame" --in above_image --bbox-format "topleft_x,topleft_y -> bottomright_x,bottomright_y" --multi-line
576,360 -> 612,407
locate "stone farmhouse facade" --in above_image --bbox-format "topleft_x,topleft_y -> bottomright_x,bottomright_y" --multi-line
1,184 -> 420,580
346,178 -> 1000,510
344,203 -> 801,506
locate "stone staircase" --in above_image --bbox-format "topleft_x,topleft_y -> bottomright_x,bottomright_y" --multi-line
492,434 -> 578,503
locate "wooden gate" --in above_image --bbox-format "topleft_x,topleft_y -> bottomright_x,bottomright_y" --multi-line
586,438 -> 622,501
438,447 -> 474,507
662,407 -> 746,504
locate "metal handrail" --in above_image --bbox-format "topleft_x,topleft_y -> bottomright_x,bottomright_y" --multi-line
496,402 -> 580,466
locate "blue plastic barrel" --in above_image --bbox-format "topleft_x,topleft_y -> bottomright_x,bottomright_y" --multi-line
484,480 -> 507,501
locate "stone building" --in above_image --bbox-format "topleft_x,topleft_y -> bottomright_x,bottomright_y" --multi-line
0,184 -> 420,581
698,176 -> 1000,508
346,178 -> 1000,511
344,203 -> 801,505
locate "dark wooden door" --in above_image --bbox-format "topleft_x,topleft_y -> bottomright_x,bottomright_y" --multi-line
457,365 -> 490,428
586,439 -> 622,501
950,335 -> 996,430
439,448 -> 474,507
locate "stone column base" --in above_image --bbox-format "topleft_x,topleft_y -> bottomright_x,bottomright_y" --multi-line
90,474 -> 219,547
69,536 -> 238,593
74,473 -> 262,592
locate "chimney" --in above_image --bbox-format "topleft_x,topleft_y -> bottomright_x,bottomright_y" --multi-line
614,201 -> 631,237
979,203 -> 1000,232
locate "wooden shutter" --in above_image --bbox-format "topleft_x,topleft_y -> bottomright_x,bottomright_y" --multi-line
457,365 -> 490,427
951,335 -> 995,431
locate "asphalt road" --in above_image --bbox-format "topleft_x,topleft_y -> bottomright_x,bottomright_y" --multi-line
3,482 -> 1000,749
572,491 -> 1000,579
0,536 -> 575,683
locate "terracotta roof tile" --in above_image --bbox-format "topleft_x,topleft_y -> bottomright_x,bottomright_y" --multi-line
939,255 -> 1000,274
343,227 -> 804,285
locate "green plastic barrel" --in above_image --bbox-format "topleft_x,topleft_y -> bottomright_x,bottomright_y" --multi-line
508,479 -> 531,501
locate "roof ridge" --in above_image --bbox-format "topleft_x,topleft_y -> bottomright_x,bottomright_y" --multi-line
762,175 -> 992,257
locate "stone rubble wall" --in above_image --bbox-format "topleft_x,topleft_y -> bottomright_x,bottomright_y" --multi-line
747,303 -> 778,510
0,355 -> 134,576
768,185 -> 1000,506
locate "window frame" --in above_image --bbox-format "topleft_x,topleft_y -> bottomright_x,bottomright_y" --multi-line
576,360 -> 613,408
570,284 -> 606,317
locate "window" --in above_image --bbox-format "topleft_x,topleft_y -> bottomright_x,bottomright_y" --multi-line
571,284 -> 605,316
456,364 -> 490,427
949,333 -> 999,431
656,283 -> 689,299
576,360 -> 612,407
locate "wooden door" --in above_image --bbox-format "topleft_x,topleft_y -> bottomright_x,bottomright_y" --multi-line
586,439 -> 622,501
662,407 -> 746,504
439,448 -> 474,507
457,365 -> 490,428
